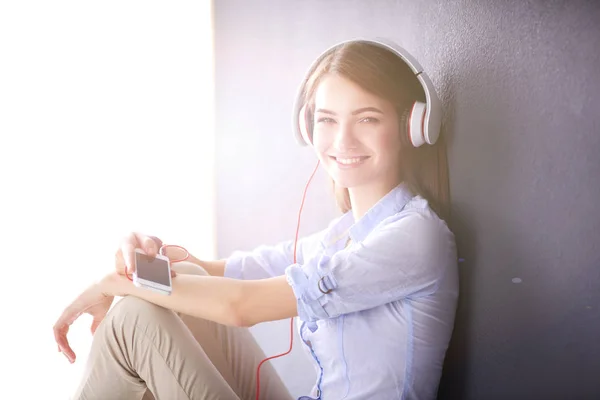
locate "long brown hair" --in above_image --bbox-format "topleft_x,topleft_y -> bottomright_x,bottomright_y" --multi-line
301,41 -> 450,222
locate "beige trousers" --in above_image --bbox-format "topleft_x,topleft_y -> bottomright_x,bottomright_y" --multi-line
72,262 -> 293,400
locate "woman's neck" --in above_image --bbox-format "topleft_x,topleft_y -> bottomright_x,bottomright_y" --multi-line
348,179 -> 402,221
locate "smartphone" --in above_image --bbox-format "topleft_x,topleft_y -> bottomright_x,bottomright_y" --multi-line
133,248 -> 172,295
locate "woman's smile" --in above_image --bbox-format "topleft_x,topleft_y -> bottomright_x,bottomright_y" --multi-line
330,155 -> 371,168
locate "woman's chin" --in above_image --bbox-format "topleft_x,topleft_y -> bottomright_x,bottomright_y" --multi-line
331,175 -> 368,189
327,164 -> 375,189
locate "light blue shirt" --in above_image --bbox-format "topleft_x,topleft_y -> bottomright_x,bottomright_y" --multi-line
224,183 -> 459,399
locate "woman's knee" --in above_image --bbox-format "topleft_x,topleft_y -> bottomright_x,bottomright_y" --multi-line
103,296 -> 175,334
171,260 -> 209,276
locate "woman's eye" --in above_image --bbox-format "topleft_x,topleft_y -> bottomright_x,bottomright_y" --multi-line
317,117 -> 335,124
360,117 -> 380,124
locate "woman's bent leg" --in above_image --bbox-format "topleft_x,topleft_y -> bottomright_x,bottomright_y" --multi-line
72,295 -> 240,400
161,261 -> 292,400
73,261 -> 291,400
177,312 -> 292,400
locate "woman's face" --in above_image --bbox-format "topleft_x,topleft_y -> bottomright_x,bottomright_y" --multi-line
312,74 -> 403,191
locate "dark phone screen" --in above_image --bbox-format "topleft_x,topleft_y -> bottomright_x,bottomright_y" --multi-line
135,252 -> 170,286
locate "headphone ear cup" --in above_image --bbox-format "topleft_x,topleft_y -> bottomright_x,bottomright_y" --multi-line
299,104 -> 313,146
408,101 -> 427,147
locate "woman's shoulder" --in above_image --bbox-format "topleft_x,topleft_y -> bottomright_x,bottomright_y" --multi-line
372,195 -> 458,271
379,194 -> 454,239
403,194 -> 440,220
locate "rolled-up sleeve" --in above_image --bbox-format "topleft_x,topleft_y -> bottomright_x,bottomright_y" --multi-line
284,212 -> 457,322
224,227 -> 327,280
224,240 -> 295,280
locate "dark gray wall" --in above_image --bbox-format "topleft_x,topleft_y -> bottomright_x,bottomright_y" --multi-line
214,1 -> 600,398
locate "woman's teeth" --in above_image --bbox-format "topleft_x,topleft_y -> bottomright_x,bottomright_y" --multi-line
336,157 -> 366,165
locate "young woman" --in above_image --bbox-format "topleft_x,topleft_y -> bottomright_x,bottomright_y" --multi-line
54,38 -> 459,400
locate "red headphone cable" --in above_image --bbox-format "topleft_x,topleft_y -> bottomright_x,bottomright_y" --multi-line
255,159 -> 320,400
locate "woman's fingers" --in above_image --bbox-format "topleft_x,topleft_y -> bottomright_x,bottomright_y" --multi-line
90,316 -> 103,335
118,232 -> 162,275
115,248 -> 127,275
54,284 -> 110,364
53,312 -> 76,363
138,234 -> 158,257
120,239 -> 137,274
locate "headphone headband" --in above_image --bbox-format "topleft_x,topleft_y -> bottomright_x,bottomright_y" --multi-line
292,38 -> 442,148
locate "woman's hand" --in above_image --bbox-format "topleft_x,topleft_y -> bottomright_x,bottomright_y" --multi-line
115,232 -> 175,277
116,232 -> 162,275
53,281 -> 114,364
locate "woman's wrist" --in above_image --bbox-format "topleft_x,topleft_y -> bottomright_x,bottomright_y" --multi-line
99,271 -> 128,297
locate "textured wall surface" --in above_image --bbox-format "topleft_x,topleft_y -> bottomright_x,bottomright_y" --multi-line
213,1 -> 600,398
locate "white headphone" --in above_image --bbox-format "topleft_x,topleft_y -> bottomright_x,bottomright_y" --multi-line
292,38 -> 442,148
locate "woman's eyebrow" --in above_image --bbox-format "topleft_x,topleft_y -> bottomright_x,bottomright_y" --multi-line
351,107 -> 384,115
314,108 -> 336,115
314,107 -> 384,115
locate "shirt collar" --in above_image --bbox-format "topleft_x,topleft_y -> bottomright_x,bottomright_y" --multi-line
322,182 -> 414,247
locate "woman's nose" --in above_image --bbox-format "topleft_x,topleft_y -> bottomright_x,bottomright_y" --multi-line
333,123 -> 358,151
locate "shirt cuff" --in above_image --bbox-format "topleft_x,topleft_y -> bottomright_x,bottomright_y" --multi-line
284,261 -> 338,322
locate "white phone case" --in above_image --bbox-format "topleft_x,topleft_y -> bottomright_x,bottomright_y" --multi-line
133,248 -> 172,295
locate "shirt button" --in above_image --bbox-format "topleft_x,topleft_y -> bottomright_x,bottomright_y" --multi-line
317,276 -> 333,294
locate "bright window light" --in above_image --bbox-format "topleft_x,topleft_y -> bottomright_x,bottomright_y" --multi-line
0,2 -> 215,398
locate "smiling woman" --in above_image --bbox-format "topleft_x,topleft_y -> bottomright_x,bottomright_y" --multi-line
48,38 -> 458,400
312,75 -> 404,217
299,41 -> 450,221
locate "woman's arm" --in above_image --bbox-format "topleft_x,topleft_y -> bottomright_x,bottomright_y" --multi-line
167,220 -> 335,280
100,272 -> 298,327
285,213 -> 458,322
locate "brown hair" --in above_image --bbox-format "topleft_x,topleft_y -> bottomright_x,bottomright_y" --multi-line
301,41 -> 451,222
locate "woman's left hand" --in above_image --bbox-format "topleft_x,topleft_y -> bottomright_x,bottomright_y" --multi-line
53,279 -> 114,364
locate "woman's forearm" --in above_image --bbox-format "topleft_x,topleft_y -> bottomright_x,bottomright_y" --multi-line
100,272 -> 244,326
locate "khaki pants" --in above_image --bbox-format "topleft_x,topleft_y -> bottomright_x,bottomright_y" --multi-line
72,262 -> 293,400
